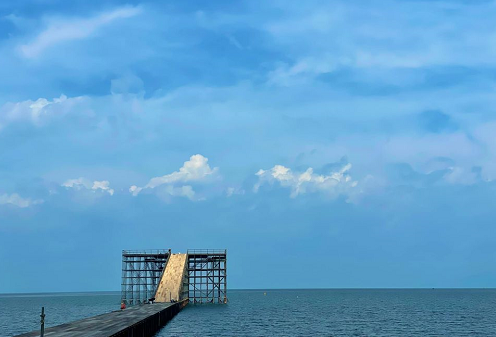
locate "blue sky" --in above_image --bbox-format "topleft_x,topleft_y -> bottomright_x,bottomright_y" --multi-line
2,0 -> 496,292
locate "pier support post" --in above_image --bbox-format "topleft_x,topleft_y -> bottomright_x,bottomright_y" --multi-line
40,307 -> 45,337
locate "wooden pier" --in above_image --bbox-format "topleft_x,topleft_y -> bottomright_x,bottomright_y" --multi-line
15,299 -> 188,337
15,249 -> 226,336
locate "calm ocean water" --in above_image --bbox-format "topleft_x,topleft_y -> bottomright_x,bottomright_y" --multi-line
2,289 -> 496,336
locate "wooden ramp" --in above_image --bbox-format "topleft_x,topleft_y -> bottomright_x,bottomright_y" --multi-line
155,253 -> 188,302
15,300 -> 188,337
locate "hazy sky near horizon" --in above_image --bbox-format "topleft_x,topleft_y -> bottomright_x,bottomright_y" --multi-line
2,0 -> 496,293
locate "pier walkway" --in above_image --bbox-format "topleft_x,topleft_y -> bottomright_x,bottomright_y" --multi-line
15,300 -> 188,337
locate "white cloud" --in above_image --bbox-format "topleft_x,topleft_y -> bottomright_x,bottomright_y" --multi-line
91,180 -> 115,196
254,163 -> 358,199
62,177 -> 90,190
0,94 -> 86,130
0,193 -> 43,208
130,184 -> 196,200
20,6 -> 141,58
129,185 -> 142,196
130,154 -> 218,200
226,187 -> 245,197
160,185 -> 196,200
62,178 -> 114,196
267,57 -> 344,86
146,154 -> 218,188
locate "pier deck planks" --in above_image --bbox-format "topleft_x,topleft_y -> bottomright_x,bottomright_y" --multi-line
15,302 -> 179,337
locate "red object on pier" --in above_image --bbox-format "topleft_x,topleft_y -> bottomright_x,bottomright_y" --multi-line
120,302 -> 126,310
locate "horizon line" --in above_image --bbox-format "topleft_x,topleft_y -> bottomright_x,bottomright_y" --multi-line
2,287 -> 496,295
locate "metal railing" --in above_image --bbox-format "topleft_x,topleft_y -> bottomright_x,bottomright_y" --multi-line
187,249 -> 227,255
122,249 -> 170,255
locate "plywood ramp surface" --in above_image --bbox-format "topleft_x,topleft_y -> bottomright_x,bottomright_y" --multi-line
155,253 -> 188,302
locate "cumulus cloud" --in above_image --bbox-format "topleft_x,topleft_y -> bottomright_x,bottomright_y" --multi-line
130,154 -> 218,200
130,184 -> 195,200
20,6 -> 141,58
0,94 -> 86,130
129,185 -> 142,196
62,178 -> 114,195
0,193 -> 43,208
91,180 -> 115,196
160,185 -> 196,200
146,154 -> 218,188
254,163 -> 358,199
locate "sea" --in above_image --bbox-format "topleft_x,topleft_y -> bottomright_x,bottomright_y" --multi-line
2,289 -> 496,336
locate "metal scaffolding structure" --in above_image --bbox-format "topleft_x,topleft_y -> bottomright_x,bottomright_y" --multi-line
121,249 -> 227,305
187,249 -> 227,304
121,249 -> 170,306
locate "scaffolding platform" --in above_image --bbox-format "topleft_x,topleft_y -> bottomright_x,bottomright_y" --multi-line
121,249 -> 227,305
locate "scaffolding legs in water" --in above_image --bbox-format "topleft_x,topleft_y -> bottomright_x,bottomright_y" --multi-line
121,250 -> 170,306
187,250 -> 227,304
